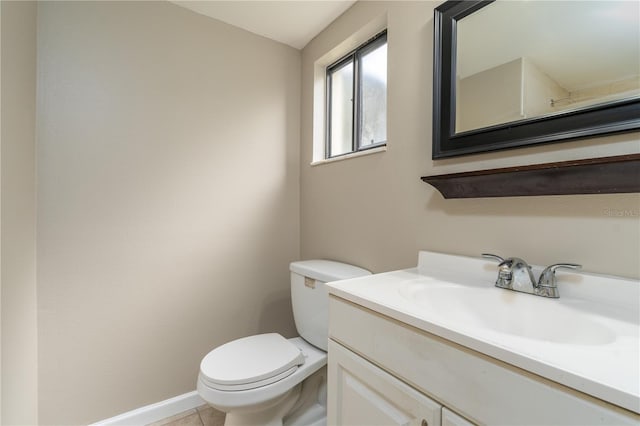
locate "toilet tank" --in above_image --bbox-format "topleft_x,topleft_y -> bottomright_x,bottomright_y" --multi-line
290,260 -> 371,351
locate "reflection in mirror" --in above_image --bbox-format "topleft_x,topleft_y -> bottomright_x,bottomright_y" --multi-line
455,1 -> 640,134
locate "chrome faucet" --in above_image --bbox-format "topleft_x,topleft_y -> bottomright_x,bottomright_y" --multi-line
482,254 -> 581,298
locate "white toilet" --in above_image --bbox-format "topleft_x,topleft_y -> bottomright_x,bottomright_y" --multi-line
197,260 -> 371,426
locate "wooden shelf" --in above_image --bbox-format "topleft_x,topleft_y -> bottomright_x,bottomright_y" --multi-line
421,154 -> 640,199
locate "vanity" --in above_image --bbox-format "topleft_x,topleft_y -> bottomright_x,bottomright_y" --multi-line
326,251 -> 640,425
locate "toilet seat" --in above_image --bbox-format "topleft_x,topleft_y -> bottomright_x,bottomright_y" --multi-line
200,333 -> 305,391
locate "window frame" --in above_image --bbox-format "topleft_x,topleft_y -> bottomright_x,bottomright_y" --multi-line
326,30 -> 388,159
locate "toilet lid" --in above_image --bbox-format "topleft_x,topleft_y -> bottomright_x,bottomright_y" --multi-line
200,333 -> 305,389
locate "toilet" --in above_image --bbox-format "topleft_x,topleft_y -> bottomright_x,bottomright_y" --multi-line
197,260 -> 371,426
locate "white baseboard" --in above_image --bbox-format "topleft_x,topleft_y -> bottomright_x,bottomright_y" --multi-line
90,391 -> 206,426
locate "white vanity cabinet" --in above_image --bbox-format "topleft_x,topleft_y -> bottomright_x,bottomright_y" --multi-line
328,339 -> 447,426
441,408 -> 475,426
328,299 -> 476,426
327,296 -> 639,426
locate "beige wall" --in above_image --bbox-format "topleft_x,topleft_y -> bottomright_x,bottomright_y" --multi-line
300,1 -> 640,279
457,58 -> 524,133
523,57 -> 569,118
3,1 -> 639,424
1,1 -> 39,425
1,1 -> 2,416
36,2 -> 299,424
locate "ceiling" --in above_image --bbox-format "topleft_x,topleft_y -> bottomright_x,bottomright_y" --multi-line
171,1 -> 356,50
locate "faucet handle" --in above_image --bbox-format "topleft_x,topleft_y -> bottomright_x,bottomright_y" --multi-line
538,263 -> 582,294
540,263 -> 581,280
546,263 -> 581,271
481,253 -> 504,263
482,254 -> 514,288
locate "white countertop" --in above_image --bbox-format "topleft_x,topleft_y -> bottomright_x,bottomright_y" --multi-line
327,251 -> 640,414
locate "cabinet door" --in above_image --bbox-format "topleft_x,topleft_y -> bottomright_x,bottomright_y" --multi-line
442,407 -> 476,426
328,339 -> 441,426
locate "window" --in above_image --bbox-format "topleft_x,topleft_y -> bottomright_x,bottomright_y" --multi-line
326,30 -> 387,159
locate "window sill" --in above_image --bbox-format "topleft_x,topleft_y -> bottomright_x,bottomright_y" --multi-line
311,146 -> 386,166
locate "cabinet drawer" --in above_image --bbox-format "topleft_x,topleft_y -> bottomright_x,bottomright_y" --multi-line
329,296 -> 639,425
442,408 -> 475,426
328,339 -> 442,426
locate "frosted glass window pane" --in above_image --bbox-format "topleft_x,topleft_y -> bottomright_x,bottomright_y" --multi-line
330,61 -> 354,157
360,43 -> 387,148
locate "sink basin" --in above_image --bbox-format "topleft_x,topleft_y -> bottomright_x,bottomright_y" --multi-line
327,251 -> 639,414
398,280 -> 616,345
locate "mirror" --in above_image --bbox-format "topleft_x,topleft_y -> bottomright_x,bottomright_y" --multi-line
433,0 -> 640,159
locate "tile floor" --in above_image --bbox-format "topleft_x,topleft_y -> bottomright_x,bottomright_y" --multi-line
147,405 -> 225,426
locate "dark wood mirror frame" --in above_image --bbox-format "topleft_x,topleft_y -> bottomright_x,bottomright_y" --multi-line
432,0 -> 640,159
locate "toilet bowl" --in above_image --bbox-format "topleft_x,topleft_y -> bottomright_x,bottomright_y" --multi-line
197,260 -> 371,426
198,336 -> 327,426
